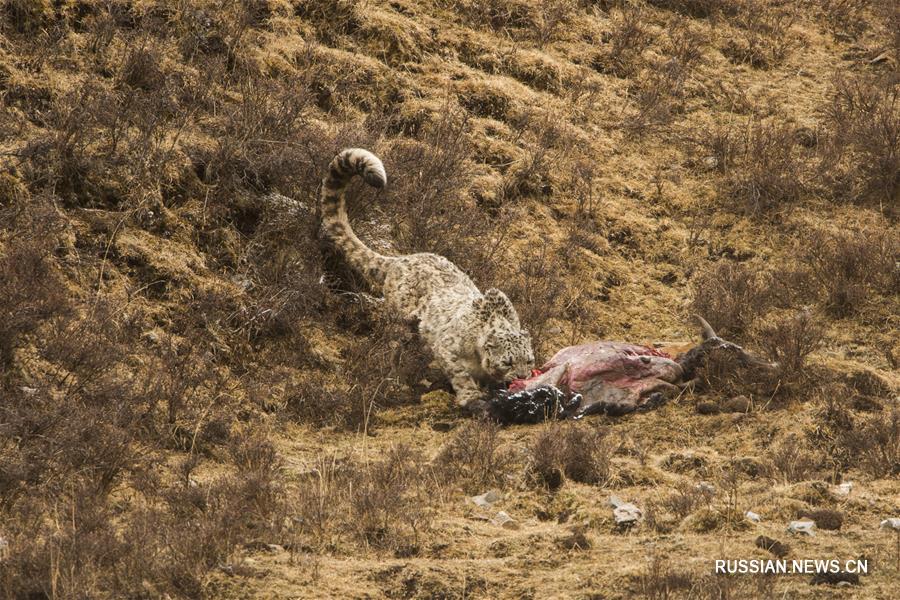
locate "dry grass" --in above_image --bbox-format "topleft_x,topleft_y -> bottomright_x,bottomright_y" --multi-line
1,0 -> 898,597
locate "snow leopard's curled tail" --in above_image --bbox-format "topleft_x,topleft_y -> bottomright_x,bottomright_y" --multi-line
320,148 -> 392,285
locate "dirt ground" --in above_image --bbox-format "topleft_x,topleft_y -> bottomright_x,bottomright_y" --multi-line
0,1 -> 897,598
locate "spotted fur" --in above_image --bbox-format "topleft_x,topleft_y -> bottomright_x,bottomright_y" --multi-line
319,148 -> 534,407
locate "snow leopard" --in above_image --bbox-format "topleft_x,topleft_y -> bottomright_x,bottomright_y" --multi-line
319,148 -> 534,410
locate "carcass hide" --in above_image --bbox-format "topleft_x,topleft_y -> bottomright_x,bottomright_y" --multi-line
488,316 -> 777,424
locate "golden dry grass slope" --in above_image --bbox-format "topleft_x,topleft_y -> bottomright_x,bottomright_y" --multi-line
0,0 -> 898,598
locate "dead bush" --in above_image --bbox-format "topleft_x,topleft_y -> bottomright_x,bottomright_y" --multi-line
660,481 -> 714,520
816,74 -> 900,211
435,419 -> 518,493
347,444 -> 434,552
445,0 -> 537,32
690,261 -> 773,339
293,0 -> 361,42
0,202 -> 71,370
770,434 -> 821,482
726,120 -> 808,213
722,2 -> 795,69
834,408 -> 900,478
801,227 -> 898,317
638,553 -> 695,600
820,0 -> 871,40
752,309 -> 825,386
292,446 -> 436,554
645,0 -> 731,18
599,8 -> 654,78
535,0 -> 578,47
527,422 -> 614,490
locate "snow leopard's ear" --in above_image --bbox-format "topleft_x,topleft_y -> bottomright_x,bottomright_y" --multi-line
474,288 -> 520,327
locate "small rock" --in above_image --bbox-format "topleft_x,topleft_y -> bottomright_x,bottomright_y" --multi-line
798,509 -> 843,531
809,571 -> 860,586
491,511 -> 519,530
835,482 -> 853,497
746,511 -> 761,523
609,496 -> 642,527
18,386 -> 38,395
695,401 -> 720,415
722,396 -> 751,413
879,518 -> 900,531
702,155 -> 719,169
755,535 -> 789,558
0,536 -> 9,561
469,490 -> 502,508
788,520 -> 817,536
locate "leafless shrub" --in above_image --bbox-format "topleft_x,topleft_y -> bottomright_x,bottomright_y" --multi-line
690,262 -> 773,339
834,407 -> 900,478
661,481 -> 714,520
347,444 -> 434,552
435,419 -> 518,493
0,202 -> 71,369
599,8 -> 654,78
752,310 -> 825,386
816,74 -> 900,212
722,2 -> 796,69
499,110 -> 570,203
379,108 -> 499,278
638,552 -> 694,600
728,120 -> 807,213
801,227 -> 898,317
535,0 -> 578,47
444,0 -> 537,31
527,422 -> 614,490
627,58 -> 689,133
770,434 -> 820,482
293,0 -> 361,42
645,0 -> 731,18
821,0 -> 871,39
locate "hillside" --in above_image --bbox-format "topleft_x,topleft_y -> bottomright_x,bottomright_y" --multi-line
0,1 -> 898,598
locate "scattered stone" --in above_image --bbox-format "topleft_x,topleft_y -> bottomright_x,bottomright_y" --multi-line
835,482 -> 853,497
809,571 -> 860,586
469,490 -> 502,508
492,511 -> 519,530
0,536 -> 8,562
746,511 -> 761,523
788,520 -> 817,536
879,518 -> 900,531
722,396 -> 751,413
798,509 -> 843,531
755,535 -> 789,558
695,401 -> 720,415
609,496 -> 642,527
